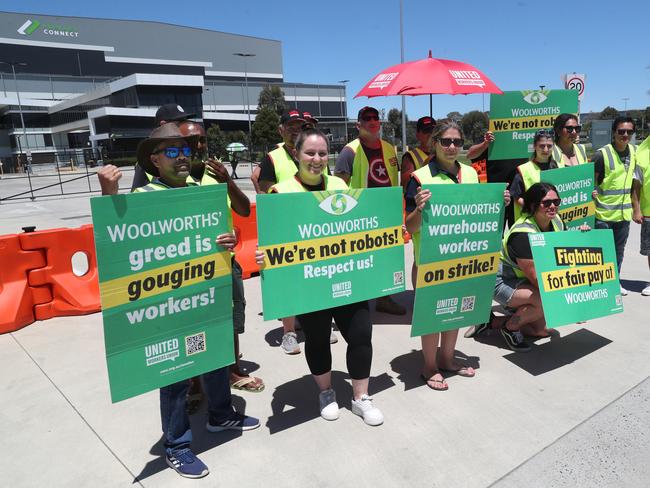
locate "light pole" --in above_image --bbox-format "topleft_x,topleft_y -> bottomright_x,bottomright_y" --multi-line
0,60 -> 30,173
399,0 -> 407,152
338,79 -> 349,143
622,97 -> 629,115
233,53 -> 255,149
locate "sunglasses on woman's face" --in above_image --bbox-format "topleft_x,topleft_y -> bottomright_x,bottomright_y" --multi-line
438,138 -> 464,147
154,146 -> 192,158
563,125 -> 581,133
616,129 -> 634,136
540,198 -> 561,208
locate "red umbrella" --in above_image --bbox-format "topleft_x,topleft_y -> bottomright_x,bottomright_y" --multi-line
355,51 -> 502,99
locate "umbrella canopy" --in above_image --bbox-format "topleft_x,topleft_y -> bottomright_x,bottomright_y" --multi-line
355,52 -> 502,98
226,142 -> 247,152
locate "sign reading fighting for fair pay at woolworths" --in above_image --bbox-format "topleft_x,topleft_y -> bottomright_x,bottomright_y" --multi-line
530,229 -> 623,327
91,185 -> 234,402
257,187 -> 405,319
489,89 -> 579,160
411,184 -> 506,336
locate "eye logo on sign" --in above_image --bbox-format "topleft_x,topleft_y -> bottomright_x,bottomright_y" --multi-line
17,19 -> 40,36
319,193 -> 358,215
523,91 -> 548,105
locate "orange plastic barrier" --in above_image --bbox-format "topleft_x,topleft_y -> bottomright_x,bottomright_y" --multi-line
0,234 -> 51,333
19,224 -> 101,321
232,203 -> 260,279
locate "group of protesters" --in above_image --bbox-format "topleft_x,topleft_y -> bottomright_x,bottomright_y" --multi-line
97,102 -> 649,479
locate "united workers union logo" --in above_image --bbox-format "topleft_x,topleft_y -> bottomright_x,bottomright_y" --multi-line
17,18 -> 79,37
318,193 -> 358,216
522,90 -> 549,105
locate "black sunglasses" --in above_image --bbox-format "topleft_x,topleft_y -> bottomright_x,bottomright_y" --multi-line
541,198 -> 561,208
616,129 -> 635,136
438,138 -> 464,148
563,125 -> 582,133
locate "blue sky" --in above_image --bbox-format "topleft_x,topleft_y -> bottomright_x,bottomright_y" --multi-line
3,0 -> 649,120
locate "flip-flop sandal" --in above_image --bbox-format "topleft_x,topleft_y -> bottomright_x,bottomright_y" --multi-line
230,376 -> 265,392
440,366 -> 476,378
421,373 -> 448,391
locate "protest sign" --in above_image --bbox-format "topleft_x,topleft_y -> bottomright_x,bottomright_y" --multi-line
257,187 -> 405,319
411,184 -> 505,336
91,185 -> 234,402
541,164 -> 596,229
489,90 -> 579,160
530,229 -> 623,327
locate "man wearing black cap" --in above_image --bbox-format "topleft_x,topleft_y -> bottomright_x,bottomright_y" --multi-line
334,106 -> 405,315
401,116 -> 435,188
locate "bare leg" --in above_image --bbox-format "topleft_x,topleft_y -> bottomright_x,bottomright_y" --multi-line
312,371 -> 332,392
505,285 -> 544,331
283,316 -> 296,334
411,262 -> 418,290
420,332 -> 440,377
351,378 -> 369,400
230,334 -> 264,391
438,330 -> 475,376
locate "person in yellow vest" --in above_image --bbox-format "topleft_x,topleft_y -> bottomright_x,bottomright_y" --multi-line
256,128 -> 384,426
400,116 -> 435,188
593,116 -> 637,296
510,130 -> 559,221
632,134 -> 650,296
552,113 -> 588,166
404,120 -> 510,389
100,123 -> 261,479
335,106 -> 405,315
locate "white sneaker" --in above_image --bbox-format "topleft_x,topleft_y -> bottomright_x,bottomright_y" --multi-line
281,332 -> 301,355
642,285 -> 650,296
319,389 -> 339,421
351,394 -> 384,426
329,330 -> 338,344
620,286 -> 629,296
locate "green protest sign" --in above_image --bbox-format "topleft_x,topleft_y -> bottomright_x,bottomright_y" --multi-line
530,229 -> 623,327
489,90 -> 579,160
411,184 -> 505,336
91,185 -> 234,403
541,164 -> 596,229
257,187 -> 405,319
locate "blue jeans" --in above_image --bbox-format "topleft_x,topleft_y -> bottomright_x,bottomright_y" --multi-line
595,219 -> 630,272
160,366 -> 234,455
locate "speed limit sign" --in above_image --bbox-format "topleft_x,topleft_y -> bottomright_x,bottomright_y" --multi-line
564,73 -> 586,101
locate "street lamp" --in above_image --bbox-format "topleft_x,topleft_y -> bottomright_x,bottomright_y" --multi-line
233,53 -> 255,148
0,60 -> 30,173
338,79 -> 349,143
622,97 -> 629,115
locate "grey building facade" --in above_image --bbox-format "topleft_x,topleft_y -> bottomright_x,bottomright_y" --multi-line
0,11 -> 348,171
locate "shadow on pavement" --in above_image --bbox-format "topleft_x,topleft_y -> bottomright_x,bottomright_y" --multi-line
370,290 -> 415,325
133,395 -> 251,482
266,371 -> 395,434
390,348 -> 480,390
503,328 -> 612,376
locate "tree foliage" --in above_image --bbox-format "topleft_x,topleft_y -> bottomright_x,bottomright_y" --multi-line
599,106 -> 619,120
252,106 -> 281,153
206,126 -> 249,159
447,111 -> 463,123
460,111 -> 489,145
258,85 -> 287,115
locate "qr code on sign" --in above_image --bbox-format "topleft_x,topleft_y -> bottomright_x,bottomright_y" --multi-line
461,296 -> 475,313
185,332 -> 206,356
394,271 -> 404,286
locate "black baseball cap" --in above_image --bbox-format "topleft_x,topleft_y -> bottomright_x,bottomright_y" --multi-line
416,116 -> 436,132
154,104 -> 195,126
357,106 -> 379,121
280,109 -> 305,125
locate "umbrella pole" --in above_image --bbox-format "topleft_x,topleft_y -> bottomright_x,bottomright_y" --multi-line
429,94 -> 433,118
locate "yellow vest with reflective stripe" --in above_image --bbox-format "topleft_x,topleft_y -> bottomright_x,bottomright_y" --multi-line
410,162 -> 479,265
635,137 -> 650,217
552,143 -> 587,166
270,174 -> 348,193
513,160 -> 554,221
595,144 -> 636,222
405,147 -> 429,170
268,145 -> 299,183
500,214 -> 564,278
346,138 -> 398,189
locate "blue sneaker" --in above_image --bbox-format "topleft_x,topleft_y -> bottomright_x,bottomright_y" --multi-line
165,449 -> 209,479
206,411 -> 260,432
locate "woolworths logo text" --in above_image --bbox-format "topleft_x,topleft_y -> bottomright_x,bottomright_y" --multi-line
17,19 -> 80,37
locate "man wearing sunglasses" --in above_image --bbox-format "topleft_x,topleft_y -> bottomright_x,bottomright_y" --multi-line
335,106 -> 405,315
592,116 -> 638,295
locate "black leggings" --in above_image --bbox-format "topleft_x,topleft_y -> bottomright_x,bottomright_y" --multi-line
297,301 -> 373,380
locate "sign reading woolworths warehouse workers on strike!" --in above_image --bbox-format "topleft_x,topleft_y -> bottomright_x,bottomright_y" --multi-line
91,185 -> 234,403
489,89 -> 579,160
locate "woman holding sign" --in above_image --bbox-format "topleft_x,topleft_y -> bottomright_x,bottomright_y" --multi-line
256,128 -> 384,426
405,120 -> 510,390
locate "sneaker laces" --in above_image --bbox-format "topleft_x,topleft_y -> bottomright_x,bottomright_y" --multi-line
173,449 -> 196,464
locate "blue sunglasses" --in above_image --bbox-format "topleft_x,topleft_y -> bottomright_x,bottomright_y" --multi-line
154,146 -> 192,158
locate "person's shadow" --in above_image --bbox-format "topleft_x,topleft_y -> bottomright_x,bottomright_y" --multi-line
266,371 -> 395,434
390,348 -> 480,391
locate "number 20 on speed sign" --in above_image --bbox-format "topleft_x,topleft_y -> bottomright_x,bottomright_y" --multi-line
564,73 -> 586,101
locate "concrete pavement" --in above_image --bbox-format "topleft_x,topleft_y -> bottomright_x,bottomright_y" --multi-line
1,173 -> 649,487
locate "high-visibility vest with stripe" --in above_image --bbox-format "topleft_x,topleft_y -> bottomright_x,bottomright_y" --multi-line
635,137 -> 650,217
500,214 -> 564,278
595,144 -> 637,222
345,138 -> 398,189
513,160 -> 553,221
404,147 -> 429,170
270,173 -> 348,193
410,162 -> 479,265
552,143 -> 588,166
268,145 -> 299,183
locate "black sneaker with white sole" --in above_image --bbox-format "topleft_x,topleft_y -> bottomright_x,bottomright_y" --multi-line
500,328 -> 531,352
464,321 -> 490,339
